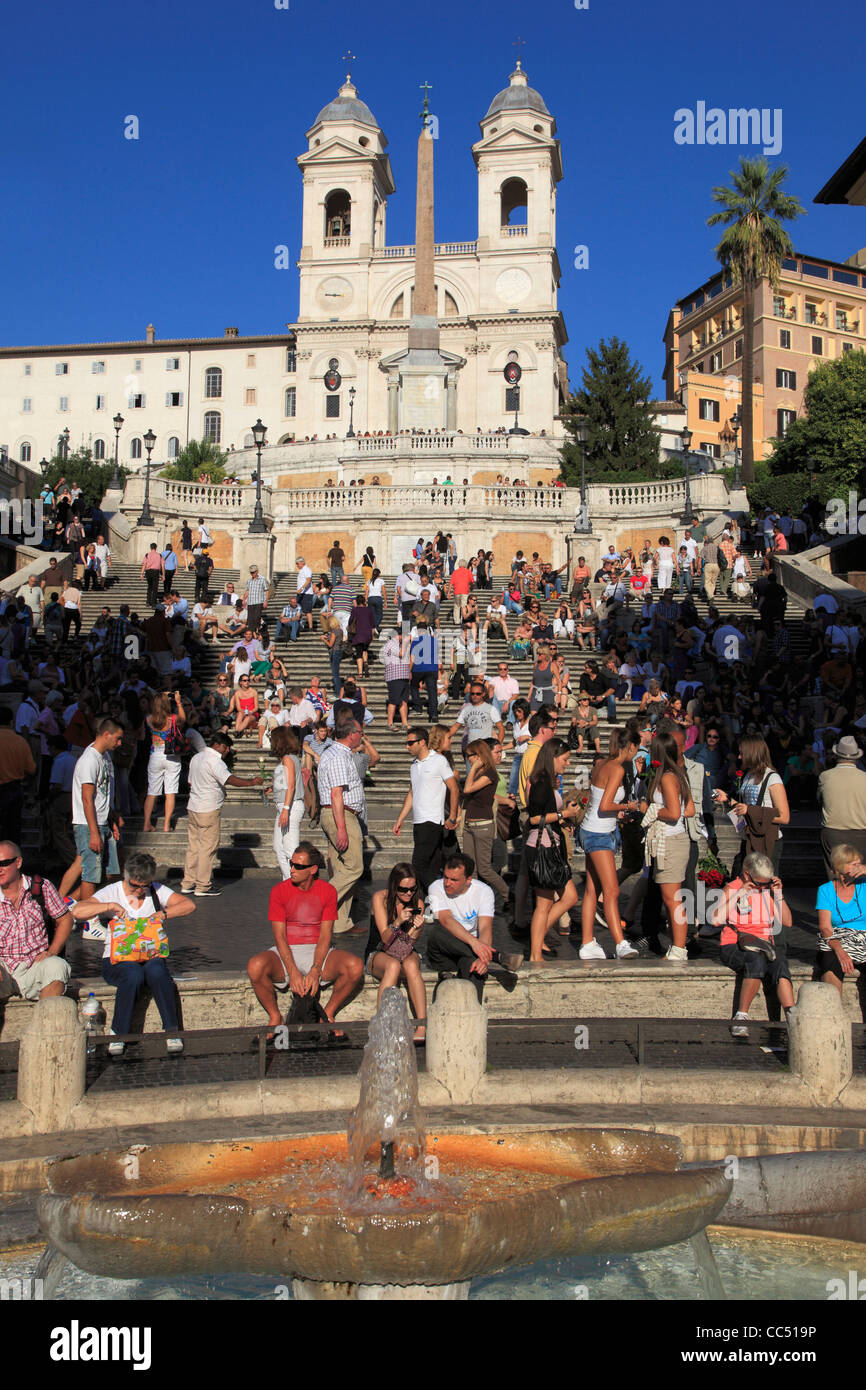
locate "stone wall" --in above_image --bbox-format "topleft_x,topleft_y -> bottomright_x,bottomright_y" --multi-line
168,528 -> 235,570
491,530 -> 554,564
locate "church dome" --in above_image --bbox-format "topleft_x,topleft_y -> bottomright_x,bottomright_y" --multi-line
485,64 -> 550,119
314,79 -> 380,129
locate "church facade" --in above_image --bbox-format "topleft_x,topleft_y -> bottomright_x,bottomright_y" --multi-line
0,65 -> 569,474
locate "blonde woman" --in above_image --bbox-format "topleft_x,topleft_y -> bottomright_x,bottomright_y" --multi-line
816,844 -> 866,995
142,690 -> 186,834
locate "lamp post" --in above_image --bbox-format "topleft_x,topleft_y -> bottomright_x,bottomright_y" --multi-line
112,413 -> 124,489
730,408 -> 741,490
346,386 -> 356,439
680,425 -> 694,524
248,418 -> 267,534
573,417 -> 590,533
59,427 -> 70,463
138,427 -> 156,526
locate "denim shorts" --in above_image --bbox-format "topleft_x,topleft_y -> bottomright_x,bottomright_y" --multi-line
579,827 -> 619,855
73,821 -> 120,884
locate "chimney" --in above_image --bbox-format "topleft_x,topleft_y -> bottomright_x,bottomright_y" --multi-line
225,326 -> 239,338
146,323 -> 155,343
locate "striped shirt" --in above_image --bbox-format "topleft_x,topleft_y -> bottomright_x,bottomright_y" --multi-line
246,576 -> 269,606
317,741 -> 367,819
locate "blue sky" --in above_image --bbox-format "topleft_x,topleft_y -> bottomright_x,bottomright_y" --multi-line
1,0 -> 863,396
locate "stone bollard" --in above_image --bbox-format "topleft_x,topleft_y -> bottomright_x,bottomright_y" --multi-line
17,997 -> 86,1133
425,979 -> 487,1104
787,982 -> 852,1106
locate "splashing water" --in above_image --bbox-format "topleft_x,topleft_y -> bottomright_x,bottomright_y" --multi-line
345,989 -> 427,1199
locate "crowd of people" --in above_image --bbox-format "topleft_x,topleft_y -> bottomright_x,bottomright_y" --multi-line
2,492 -> 865,1055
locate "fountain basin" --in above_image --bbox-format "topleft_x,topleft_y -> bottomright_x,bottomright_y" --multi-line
38,1128 -> 731,1287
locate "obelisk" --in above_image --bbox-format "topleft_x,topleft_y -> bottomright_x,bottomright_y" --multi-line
409,84 -> 438,347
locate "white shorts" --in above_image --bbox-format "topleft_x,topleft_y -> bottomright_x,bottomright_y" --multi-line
269,944 -> 335,989
147,751 -> 181,795
12,956 -> 71,1000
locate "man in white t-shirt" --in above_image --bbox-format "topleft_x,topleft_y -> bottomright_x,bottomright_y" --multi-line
66,719 -> 125,902
682,530 -> 699,564
180,733 -> 263,896
295,557 -> 314,632
17,576 -> 44,632
392,727 -> 459,896
424,853 -> 520,1001
450,684 -> 504,748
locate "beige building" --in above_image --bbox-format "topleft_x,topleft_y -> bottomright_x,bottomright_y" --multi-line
0,64 -> 569,476
663,249 -> 866,459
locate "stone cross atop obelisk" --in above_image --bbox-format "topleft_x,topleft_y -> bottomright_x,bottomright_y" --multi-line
408,81 -> 438,346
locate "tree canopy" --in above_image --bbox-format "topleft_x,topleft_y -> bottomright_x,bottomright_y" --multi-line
768,349 -> 866,494
35,446 -> 127,508
160,438 -> 226,483
560,337 -> 661,483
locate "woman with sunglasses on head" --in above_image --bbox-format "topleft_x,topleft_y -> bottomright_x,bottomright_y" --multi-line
711,851 -> 794,1037
71,850 -> 195,1056
368,862 -> 428,1042
525,738 -> 584,961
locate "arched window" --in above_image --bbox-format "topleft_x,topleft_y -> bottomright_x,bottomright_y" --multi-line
500,178 -> 528,227
130,437 -> 142,460
390,293 -> 404,319
167,436 -> 180,459
444,291 -> 459,317
205,366 -> 222,399
93,439 -> 105,460
324,189 -> 351,240
204,412 -> 221,444
244,433 -> 254,449
19,442 -> 31,463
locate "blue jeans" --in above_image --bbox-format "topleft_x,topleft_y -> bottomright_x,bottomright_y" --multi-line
330,646 -> 343,694
330,566 -> 344,586
677,571 -> 693,595
508,750 -> 524,795
504,594 -> 522,615
101,958 -> 179,1035
279,616 -> 302,642
368,595 -> 383,630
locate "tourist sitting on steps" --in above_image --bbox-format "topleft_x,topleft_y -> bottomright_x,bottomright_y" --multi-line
366,862 -> 428,1044
424,853 -> 522,1004
710,852 -> 795,1039
247,841 -> 363,1040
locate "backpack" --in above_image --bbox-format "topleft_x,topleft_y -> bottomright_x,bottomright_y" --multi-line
717,547 -> 728,572
31,876 -> 65,952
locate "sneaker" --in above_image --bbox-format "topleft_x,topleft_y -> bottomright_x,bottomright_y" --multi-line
63,895 -> 77,910
82,922 -> 108,942
194,887 -> 222,897
665,945 -> 689,963
108,1038 -> 125,1058
579,940 -> 607,961
166,1037 -> 184,1055
615,939 -> 639,960
729,1012 -> 750,1038
496,952 -> 524,973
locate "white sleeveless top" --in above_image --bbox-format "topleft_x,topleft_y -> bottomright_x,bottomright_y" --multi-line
582,778 -> 624,834
653,786 -> 685,836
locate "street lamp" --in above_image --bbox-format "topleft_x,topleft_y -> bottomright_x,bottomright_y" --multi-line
59,427 -> 70,463
248,418 -> 267,534
112,413 -> 124,489
680,425 -> 694,524
346,385 -> 356,439
730,409 -> 741,490
573,417 -> 590,533
138,427 -> 156,525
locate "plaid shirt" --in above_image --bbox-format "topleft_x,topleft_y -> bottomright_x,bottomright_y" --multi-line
246,575 -> 269,606
383,638 -> 410,682
0,875 -> 67,971
317,742 -> 366,819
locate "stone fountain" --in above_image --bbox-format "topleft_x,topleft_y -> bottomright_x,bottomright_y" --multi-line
38,988 -> 732,1300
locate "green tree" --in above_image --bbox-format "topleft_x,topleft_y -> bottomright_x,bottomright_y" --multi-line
160,438 -> 226,483
707,156 -> 805,485
767,349 -> 866,493
37,446 -> 127,508
560,337 -> 660,483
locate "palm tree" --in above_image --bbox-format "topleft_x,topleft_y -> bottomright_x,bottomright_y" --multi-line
707,157 -> 805,484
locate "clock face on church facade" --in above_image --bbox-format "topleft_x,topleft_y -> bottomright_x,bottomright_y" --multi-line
316,276 -> 354,312
495,267 -> 532,305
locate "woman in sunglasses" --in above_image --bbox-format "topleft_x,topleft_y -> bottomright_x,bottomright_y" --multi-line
71,851 -> 195,1056
228,675 -> 259,739
711,851 -> 794,1037
367,862 -> 427,1042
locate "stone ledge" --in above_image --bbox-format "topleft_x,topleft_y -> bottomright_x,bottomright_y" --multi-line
1,960 -> 858,1043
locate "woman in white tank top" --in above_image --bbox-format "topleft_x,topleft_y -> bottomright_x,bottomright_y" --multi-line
655,536 -> 674,592
578,727 -> 642,961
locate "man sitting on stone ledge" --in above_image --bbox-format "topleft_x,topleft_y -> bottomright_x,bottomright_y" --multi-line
0,841 -> 72,1004
247,842 -> 363,1039
425,853 -> 521,1003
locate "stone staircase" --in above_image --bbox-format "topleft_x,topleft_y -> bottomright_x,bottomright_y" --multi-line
25,557 -> 820,883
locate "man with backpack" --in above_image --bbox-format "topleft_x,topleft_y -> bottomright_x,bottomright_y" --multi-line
0,840 -> 73,1002
194,548 -> 214,605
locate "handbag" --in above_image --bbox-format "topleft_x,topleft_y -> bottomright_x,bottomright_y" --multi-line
109,912 -> 169,964
496,800 -> 521,841
529,824 -> 569,891
384,928 -> 416,962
